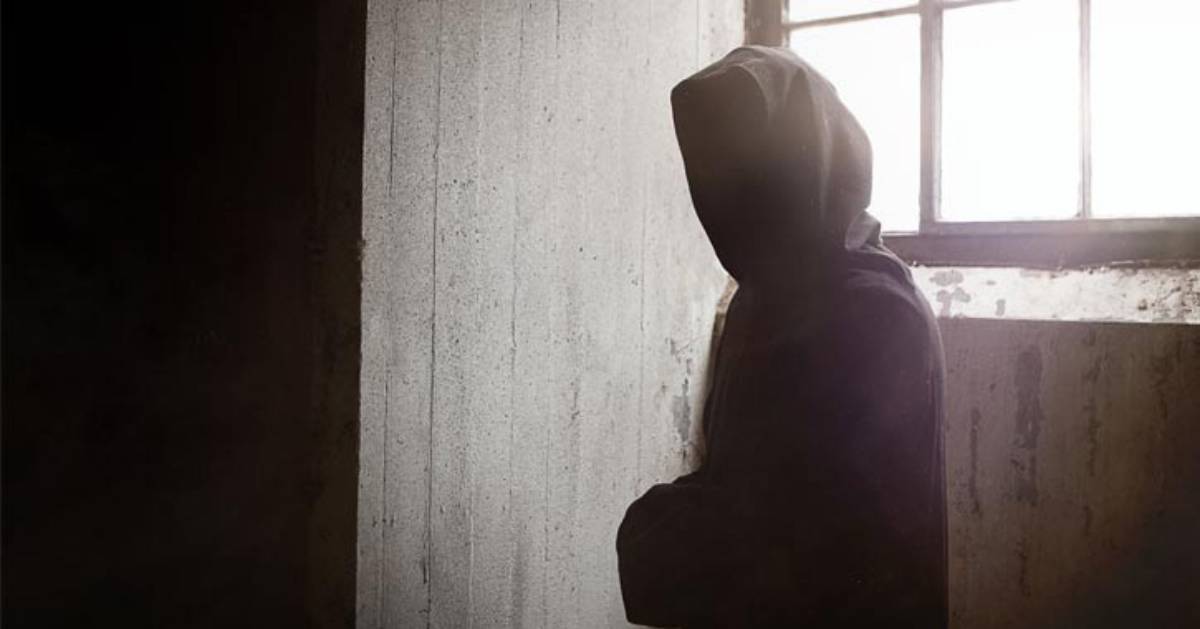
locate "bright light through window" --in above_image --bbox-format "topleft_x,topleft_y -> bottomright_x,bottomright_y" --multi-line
785,0 -> 1200,232
790,16 -> 921,232
941,0 -> 1079,222
1092,0 -> 1200,218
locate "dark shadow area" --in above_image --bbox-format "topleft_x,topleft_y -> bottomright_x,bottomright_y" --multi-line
2,2 -> 364,625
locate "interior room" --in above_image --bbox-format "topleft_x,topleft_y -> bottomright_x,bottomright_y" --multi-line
4,0 -> 1197,626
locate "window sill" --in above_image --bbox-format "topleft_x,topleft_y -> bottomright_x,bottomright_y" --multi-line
907,265 -> 1200,324
884,218 -> 1200,268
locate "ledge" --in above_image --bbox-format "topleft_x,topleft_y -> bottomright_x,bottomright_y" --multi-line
886,230 -> 1200,269
908,265 -> 1200,324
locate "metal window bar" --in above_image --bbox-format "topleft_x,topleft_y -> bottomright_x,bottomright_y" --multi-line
757,0 -> 1200,257
1079,0 -> 1092,219
783,4 -> 919,31
783,0 -> 1016,32
783,0 -> 1020,230
919,0 -> 943,228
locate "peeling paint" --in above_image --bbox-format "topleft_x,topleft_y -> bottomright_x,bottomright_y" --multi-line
910,266 -> 1200,324
940,320 -> 1200,627
1014,347 -> 1044,445
1016,537 -> 1032,598
1149,350 -> 1176,422
1013,347 -> 1043,505
1083,355 -> 1102,477
1085,402 -> 1101,478
936,286 -> 972,317
671,361 -> 693,446
930,269 -> 964,287
968,407 -> 982,517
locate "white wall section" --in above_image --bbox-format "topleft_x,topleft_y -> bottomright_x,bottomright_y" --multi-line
357,2 -> 743,626
909,265 -> 1200,324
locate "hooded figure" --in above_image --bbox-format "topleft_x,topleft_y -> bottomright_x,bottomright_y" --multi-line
616,46 -> 947,627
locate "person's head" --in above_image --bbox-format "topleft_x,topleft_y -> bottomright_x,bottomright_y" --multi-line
671,46 -> 872,286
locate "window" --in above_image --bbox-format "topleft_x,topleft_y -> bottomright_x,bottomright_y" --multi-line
749,0 -> 1200,265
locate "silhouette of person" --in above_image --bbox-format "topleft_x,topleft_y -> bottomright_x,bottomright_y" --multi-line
616,46 -> 947,628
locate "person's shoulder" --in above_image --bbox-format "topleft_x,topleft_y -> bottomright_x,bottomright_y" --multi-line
837,267 -> 933,333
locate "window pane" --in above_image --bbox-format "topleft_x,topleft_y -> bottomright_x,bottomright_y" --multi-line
1092,1 -> 1200,218
941,0 -> 1080,222
790,16 -> 920,232
789,1 -> 915,23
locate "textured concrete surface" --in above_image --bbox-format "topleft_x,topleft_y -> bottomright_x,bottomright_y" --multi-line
909,265 -> 1200,323
356,5 -> 1199,627
357,1 -> 742,626
941,319 -> 1200,628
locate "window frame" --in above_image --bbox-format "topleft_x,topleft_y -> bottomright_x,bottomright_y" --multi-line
746,0 -> 1200,267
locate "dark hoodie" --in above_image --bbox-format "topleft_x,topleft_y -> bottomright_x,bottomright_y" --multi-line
616,46 -> 947,627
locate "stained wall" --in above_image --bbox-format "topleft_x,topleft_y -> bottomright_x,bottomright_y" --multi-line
939,315 -> 1200,628
903,264 -> 1200,626
356,3 -> 1199,627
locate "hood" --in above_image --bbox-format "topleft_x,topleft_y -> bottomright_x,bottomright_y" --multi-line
671,45 -> 880,284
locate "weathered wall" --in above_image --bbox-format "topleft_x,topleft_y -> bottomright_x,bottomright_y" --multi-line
355,5 -> 1198,627
941,318 -> 1200,628
911,266 -> 1200,324
2,2 -> 364,625
909,263 -> 1200,625
356,1 -> 742,626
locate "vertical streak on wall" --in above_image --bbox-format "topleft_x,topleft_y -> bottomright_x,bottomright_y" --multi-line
360,1 -> 742,626
357,0 -> 390,624
510,1 -> 558,626
430,0 -> 485,626
542,2 -> 581,626
641,0 -> 712,493
359,0 -> 441,627
584,2 -> 647,625
615,0 -> 655,618
942,320 -> 1200,628
471,0 -> 522,626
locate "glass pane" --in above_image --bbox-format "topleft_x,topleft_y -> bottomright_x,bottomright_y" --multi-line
789,1 -> 915,23
941,0 -> 1080,221
1092,1 -> 1200,218
790,15 -> 920,232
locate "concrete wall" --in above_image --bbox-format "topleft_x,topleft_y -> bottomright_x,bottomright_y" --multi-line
912,266 -> 1200,624
3,3 -> 364,625
356,5 -> 1199,627
9,3 -> 1192,627
940,318 -> 1200,628
911,266 -> 1200,324
356,1 -> 742,626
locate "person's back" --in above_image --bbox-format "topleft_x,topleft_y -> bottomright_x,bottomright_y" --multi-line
616,46 -> 947,627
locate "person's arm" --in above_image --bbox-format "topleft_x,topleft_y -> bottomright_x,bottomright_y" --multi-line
616,285 -> 940,626
616,474 -> 757,627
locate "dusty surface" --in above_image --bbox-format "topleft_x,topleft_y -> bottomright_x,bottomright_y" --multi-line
356,1 -> 742,626
911,265 -> 1200,323
941,319 -> 1200,627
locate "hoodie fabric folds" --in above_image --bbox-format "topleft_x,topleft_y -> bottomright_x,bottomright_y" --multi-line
616,46 -> 947,628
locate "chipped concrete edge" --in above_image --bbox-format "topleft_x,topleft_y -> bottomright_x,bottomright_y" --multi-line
911,266 -> 1200,324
